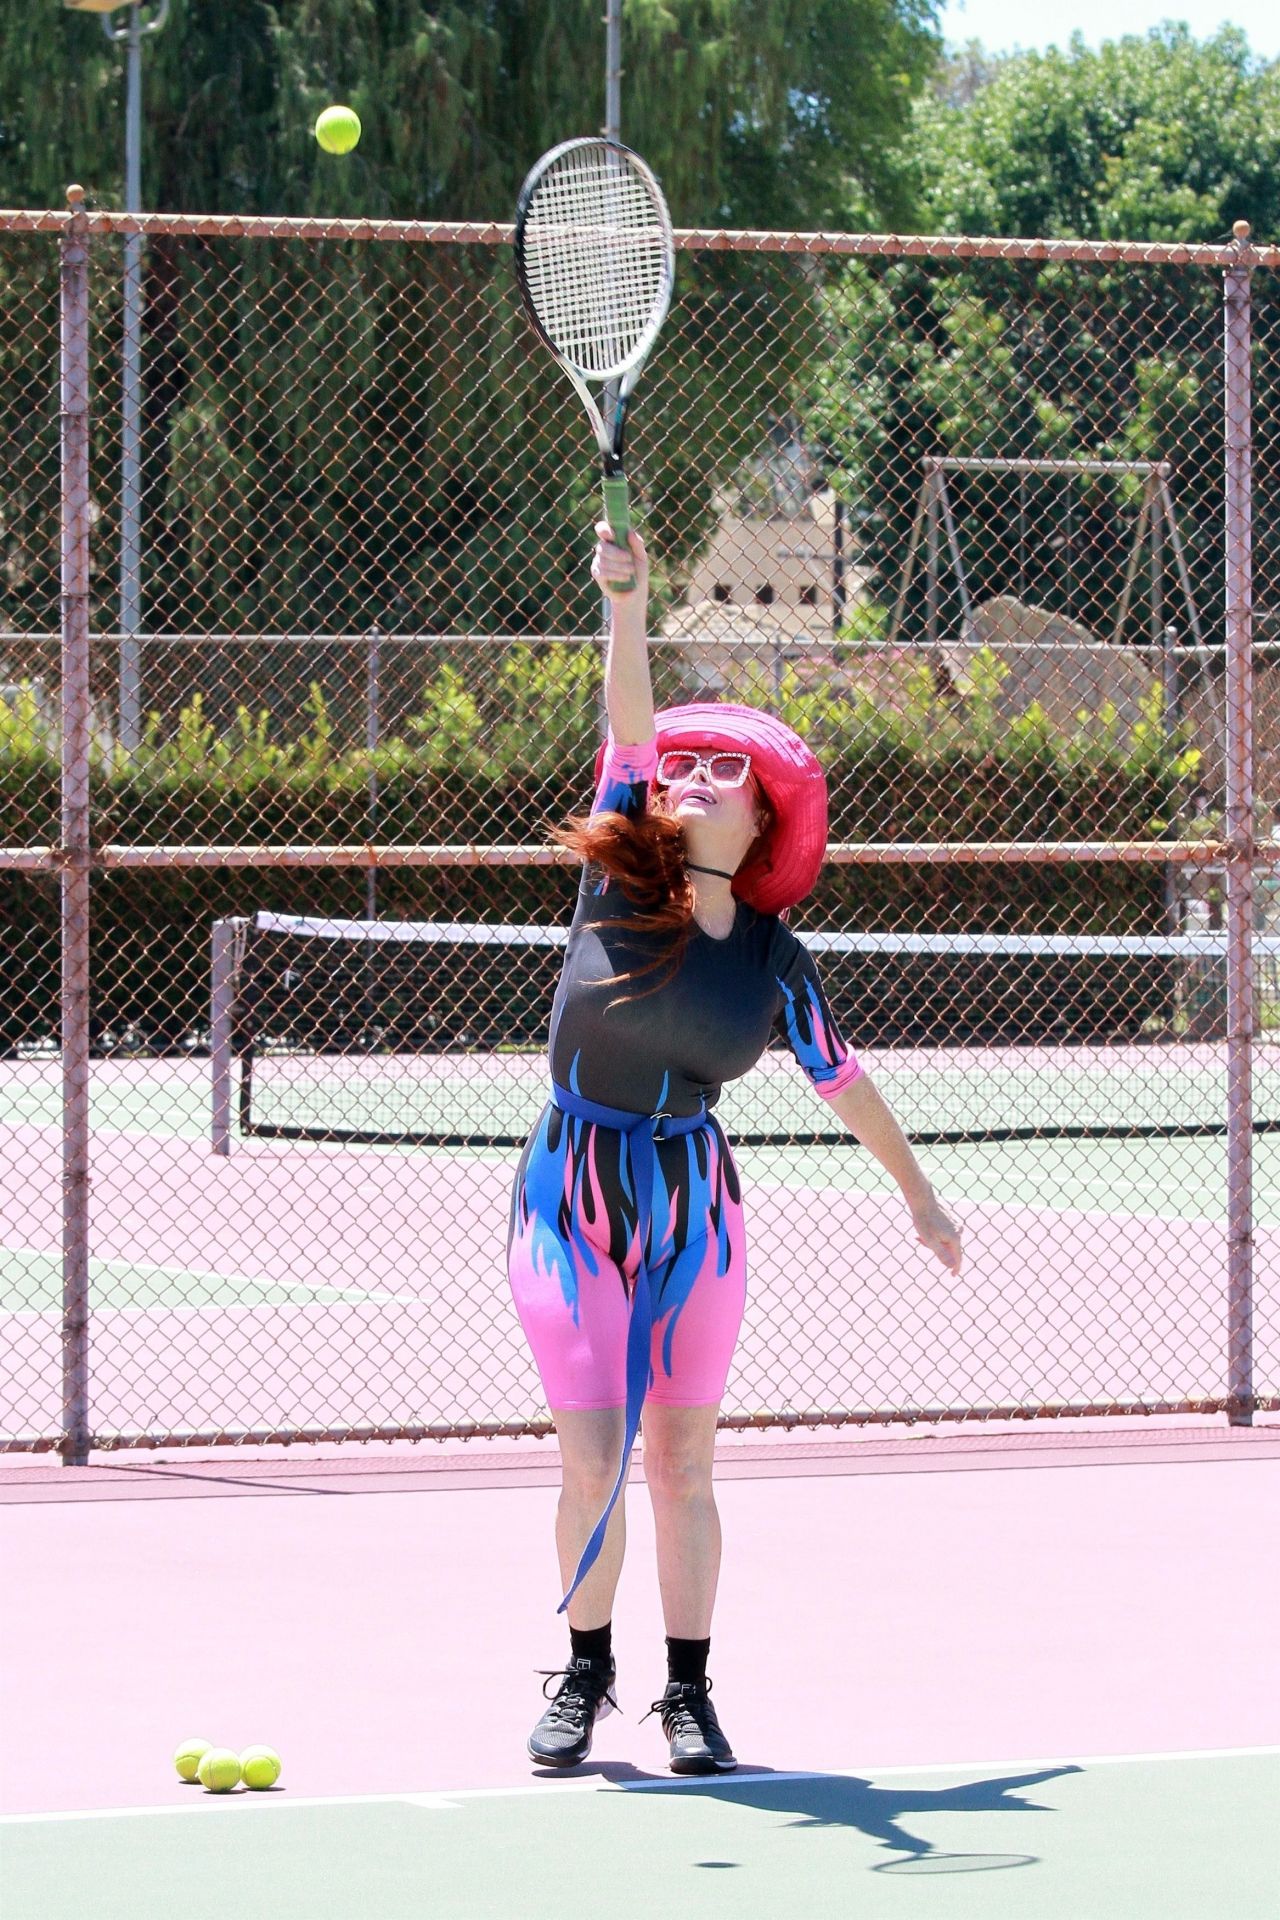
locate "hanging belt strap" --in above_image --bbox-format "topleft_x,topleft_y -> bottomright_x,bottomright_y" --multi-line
548,1081 -> 708,1615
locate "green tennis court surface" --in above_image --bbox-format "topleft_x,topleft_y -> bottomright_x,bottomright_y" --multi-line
4,1049 -> 1280,1441
6,1053 -> 1280,1217
4,1749 -> 1276,1919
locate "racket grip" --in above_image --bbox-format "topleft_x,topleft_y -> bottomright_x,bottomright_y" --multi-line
601,474 -> 636,594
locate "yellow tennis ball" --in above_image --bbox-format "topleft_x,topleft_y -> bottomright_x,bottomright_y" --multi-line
173,1737 -> 213,1783
197,1747 -> 242,1794
315,105 -> 361,155
239,1745 -> 282,1791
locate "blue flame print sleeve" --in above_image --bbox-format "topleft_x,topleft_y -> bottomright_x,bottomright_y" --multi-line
771,925 -> 862,1100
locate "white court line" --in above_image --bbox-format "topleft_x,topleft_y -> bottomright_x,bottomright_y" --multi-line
0,1248 -> 424,1314
4,1743 -> 1277,1826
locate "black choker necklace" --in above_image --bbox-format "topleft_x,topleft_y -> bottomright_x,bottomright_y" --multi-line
686,862 -> 736,880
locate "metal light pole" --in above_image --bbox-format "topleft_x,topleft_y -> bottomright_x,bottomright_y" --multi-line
598,0 -> 624,701
604,0 -> 622,144
64,0 -> 170,753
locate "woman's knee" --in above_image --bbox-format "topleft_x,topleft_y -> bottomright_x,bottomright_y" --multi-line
556,1410 -> 625,1507
644,1459 -> 717,1505
640,1420 -> 721,1505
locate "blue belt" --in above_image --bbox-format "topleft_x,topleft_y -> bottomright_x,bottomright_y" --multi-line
549,1080 -> 709,1615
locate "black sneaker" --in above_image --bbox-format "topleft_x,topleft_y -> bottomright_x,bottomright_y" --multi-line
646,1678 -> 737,1774
527,1657 -> 619,1768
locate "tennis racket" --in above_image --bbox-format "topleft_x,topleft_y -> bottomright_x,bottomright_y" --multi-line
514,136 -> 675,592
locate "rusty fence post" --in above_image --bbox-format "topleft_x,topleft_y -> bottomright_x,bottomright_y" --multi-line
1223,220 -> 1256,1426
59,188 -> 93,1465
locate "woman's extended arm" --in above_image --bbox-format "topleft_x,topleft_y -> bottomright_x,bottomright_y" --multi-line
594,522 -> 654,746
824,1075 -> 963,1274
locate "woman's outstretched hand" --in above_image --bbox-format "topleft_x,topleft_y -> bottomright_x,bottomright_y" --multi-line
592,521 -> 650,605
911,1192 -> 963,1274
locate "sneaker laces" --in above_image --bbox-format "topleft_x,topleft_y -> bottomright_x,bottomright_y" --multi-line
641,1678 -> 715,1736
535,1663 -> 619,1731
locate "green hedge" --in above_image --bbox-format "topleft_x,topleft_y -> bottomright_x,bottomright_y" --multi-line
0,650 -> 1199,1051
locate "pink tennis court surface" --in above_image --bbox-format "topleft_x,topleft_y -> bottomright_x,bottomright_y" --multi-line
4,1055 -> 1280,1912
2,1426 -> 1279,1917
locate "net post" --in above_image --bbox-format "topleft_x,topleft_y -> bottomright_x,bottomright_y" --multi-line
365,623 -> 382,920
209,918 -> 243,1156
1161,622 -> 1182,935
59,186 -> 93,1468
924,461 -> 940,650
1223,221 -> 1256,1427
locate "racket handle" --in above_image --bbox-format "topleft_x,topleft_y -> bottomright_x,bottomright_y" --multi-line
601,474 -> 636,594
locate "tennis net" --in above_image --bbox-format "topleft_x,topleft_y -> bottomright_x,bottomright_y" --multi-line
211,913 -> 1280,1150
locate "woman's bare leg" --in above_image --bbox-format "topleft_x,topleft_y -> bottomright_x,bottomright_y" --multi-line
640,1402 -> 721,1638
553,1406 -> 628,1630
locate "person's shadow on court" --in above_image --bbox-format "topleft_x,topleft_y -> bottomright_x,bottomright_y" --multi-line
556,1759 -> 1083,1874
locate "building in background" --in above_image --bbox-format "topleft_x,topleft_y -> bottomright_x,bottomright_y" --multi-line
663,417 -> 859,698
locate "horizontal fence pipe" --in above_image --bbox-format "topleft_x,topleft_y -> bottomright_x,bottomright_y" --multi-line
0,849 -> 72,870
0,840 -> 1254,871
0,207 -> 515,244
932,456 -> 1173,476
5,1394 -> 1271,1456
6,203 -> 1280,268
13,628 -> 1280,658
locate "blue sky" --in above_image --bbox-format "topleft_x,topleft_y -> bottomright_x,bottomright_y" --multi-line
937,0 -> 1280,60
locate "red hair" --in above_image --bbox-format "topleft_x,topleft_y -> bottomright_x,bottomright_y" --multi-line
553,783 -> 777,1002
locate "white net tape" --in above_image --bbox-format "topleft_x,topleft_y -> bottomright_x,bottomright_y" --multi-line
520,143 -> 670,376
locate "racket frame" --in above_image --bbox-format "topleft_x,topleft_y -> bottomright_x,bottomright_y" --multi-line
514,136 -> 675,586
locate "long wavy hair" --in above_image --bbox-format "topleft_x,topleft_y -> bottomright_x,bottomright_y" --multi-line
552,779 -> 778,1003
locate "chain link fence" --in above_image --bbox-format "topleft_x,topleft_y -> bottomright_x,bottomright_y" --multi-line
2,194 -> 1278,1459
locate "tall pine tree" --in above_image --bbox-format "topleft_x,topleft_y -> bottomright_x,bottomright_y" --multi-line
5,0 -> 937,226
0,3 -> 939,654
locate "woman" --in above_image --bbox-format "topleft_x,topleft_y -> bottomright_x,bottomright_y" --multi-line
508,524 -> 962,1776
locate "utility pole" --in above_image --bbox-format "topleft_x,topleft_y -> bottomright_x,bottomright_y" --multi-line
64,1 -> 172,751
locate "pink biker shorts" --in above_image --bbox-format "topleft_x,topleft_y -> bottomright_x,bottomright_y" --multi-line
507,1105 -> 748,1411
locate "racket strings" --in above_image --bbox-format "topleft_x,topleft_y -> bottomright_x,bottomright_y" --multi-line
521,147 -> 670,376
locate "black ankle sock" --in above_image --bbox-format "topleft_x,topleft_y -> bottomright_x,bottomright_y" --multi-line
569,1621 -> 613,1667
666,1635 -> 711,1687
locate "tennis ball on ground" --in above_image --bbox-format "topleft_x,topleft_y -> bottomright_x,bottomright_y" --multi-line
239,1745 -> 282,1791
197,1747 -> 243,1793
315,105 -> 361,155
173,1737 -> 213,1783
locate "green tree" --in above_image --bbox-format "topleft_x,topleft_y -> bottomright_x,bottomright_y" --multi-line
4,0 -> 938,228
906,25 -> 1280,242
802,27 -> 1280,658
0,0 -> 940,657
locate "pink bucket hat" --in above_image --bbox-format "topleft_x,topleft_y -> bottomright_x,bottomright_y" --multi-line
596,701 -> 828,915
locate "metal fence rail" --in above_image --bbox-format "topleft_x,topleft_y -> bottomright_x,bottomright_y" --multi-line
0,192 -> 1276,1459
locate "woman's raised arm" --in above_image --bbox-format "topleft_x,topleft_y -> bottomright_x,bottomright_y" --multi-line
593,522 -> 655,746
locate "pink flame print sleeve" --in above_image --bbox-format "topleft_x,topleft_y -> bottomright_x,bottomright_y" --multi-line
578,732 -> 659,904
593,734 -> 658,820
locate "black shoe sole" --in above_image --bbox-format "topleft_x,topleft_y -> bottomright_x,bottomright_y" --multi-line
670,1752 -> 738,1774
527,1739 -> 592,1769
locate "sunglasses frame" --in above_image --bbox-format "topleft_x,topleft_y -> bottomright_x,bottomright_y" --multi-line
655,748 -> 753,790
